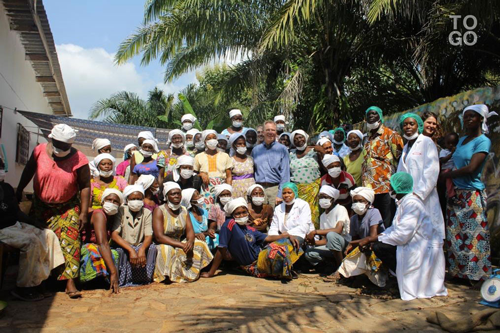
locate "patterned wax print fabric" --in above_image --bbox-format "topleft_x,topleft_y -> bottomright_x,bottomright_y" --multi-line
289,149 -> 321,184
115,244 -> 157,287
79,243 -> 120,282
189,209 -> 219,250
297,178 -> 321,229
231,156 -> 256,199
90,176 -> 128,210
362,125 -> 404,194
157,150 -> 190,178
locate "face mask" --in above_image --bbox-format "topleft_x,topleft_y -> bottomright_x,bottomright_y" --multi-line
168,201 -> 182,210
99,169 -> 113,177
140,149 -> 152,157
186,140 -> 194,148
183,123 -> 193,131
217,148 -> 225,153
193,198 -> 204,208
53,146 -> 71,157
219,196 -> 231,206
236,147 -> 247,155
350,143 -> 362,151
103,202 -> 119,215
319,198 -> 332,209
172,142 -> 184,149
234,216 -> 249,225
285,198 -> 295,206
252,196 -> 265,206
128,199 -> 144,212
366,121 -> 380,131
333,139 -> 344,145
276,124 -> 285,131
206,139 -> 218,150
403,132 -> 419,141
246,142 -> 255,148
352,202 -> 368,215
151,188 -> 160,195
389,191 -> 398,200
180,169 -> 194,179
296,143 -> 307,151
328,167 -> 342,178
0,170 -> 5,181
232,121 -> 243,128
195,142 -> 205,150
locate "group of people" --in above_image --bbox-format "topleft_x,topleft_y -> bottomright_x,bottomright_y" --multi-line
0,104 -> 494,302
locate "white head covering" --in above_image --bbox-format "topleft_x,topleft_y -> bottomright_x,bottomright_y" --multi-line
279,132 -> 291,140
319,185 -> 339,201
217,134 -> 229,144
186,129 -> 200,138
224,197 -> 248,216
181,188 -> 197,210
163,182 -> 181,201
463,104 -> 498,133
350,187 -> 375,204
123,185 -> 145,203
317,137 -> 331,146
94,153 -> 116,170
322,154 -> 340,168
290,130 -> 309,146
142,139 -> 159,153
48,124 -> 77,143
229,109 -> 242,119
169,129 -> 186,143
135,174 -> 155,191
214,184 -> 233,199
137,131 -> 155,141
123,143 -> 136,154
247,184 -> 265,197
274,115 -> 285,123
173,155 -> 195,181
92,138 -> 111,152
347,130 -> 364,141
202,130 -> 217,143
101,188 -> 124,205
228,132 -> 245,148
181,114 -> 196,123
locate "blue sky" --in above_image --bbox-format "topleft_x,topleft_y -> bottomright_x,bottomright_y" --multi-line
44,0 -> 198,119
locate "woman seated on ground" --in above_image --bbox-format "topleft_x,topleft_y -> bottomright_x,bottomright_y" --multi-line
135,174 -> 160,212
202,198 -> 302,280
165,155 -> 202,192
320,154 -> 355,210
268,182 -> 315,246
229,132 -> 255,198
130,139 -> 164,185
153,182 -> 213,283
354,173 -> 448,301
0,171 -> 65,302
246,184 -> 274,232
80,189 -> 122,294
181,188 -> 218,251
116,143 -> 137,180
111,185 -> 157,287
208,184 -> 233,231
304,186 -> 350,275
90,153 -> 128,210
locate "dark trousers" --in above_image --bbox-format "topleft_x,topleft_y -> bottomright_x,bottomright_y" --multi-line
372,241 -> 397,273
373,193 -> 395,228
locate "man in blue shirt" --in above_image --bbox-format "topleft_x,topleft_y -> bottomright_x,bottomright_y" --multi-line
251,121 -> 290,207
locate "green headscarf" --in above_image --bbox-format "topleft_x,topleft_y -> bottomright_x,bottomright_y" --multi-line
390,172 -> 413,194
282,182 -> 298,198
333,127 -> 346,143
365,106 -> 384,123
399,113 -> 424,134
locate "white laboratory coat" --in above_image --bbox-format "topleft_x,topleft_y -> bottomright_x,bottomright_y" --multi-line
379,194 -> 447,301
397,134 -> 445,240
269,198 -> 315,239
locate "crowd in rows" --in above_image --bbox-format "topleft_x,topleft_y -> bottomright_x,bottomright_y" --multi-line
0,104 -> 494,302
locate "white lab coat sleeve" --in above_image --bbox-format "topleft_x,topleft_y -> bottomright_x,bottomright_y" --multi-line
414,137 -> 439,201
268,209 -> 280,236
379,201 -> 420,246
287,201 -> 312,238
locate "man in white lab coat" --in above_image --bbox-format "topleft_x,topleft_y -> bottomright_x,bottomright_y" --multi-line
358,172 -> 448,301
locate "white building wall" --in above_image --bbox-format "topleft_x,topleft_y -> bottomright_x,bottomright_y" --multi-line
0,3 -> 52,190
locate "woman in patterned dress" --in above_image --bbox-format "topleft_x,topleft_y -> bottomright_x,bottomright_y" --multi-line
157,130 -> 190,178
153,182 -> 213,283
90,153 -> 128,210
229,133 -> 255,198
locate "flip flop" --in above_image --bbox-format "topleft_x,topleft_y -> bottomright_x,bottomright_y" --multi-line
11,289 -> 44,302
65,290 -> 82,299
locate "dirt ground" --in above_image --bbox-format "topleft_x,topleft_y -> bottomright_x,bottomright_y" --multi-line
0,267 -> 489,333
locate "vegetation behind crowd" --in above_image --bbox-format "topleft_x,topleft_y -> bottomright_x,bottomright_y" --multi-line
90,0 -> 500,133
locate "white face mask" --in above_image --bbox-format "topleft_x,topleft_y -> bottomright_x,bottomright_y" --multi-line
285,198 -> 295,206
195,142 -> 205,150
236,147 -> 247,155
333,139 -> 344,145
180,169 -> 194,179
319,198 -> 332,209
0,170 -> 5,181
183,123 -> 193,131
151,188 -> 160,195
350,143 -> 362,151
103,202 -> 119,215
206,139 -> 218,150
53,146 -> 71,157
328,167 -> 342,178
193,197 -> 204,208
168,201 -> 182,210
99,169 -> 113,177
352,202 -> 368,215
296,143 -> 307,151
232,121 -> 243,128
252,196 -> 265,206
234,216 -> 249,225
140,149 -> 153,157
217,148 -> 225,153
219,196 -> 231,206
403,132 -> 419,141
366,121 -> 380,131
276,124 -> 285,131
128,199 -> 144,212
389,191 -> 398,200
186,140 -> 194,148
246,142 -> 255,148
172,142 -> 184,149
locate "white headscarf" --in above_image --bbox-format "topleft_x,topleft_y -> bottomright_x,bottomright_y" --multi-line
123,185 -> 144,203
173,155 -> 195,181
93,153 -> 116,170
317,137 -> 331,147
319,185 -> 339,201
186,129 -> 200,138
229,132 -> 245,148
217,134 -> 228,144
247,184 -> 265,197
135,174 -> 155,191
163,182 -> 181,201
181,188 -> 197,209
274,115 -> 285,123
321,154 -> 340,168
463,104 -> 498,133
181,114 -> 196,123
137,131 -> 155,141
169,129 -> 186,143
224,197 -> 248,216
48,124 -> 77,143
229,109 -> 242,119
123,143 -> 136,154
347,130 -> 363,141
142,139 -> 159,153
290,130 -> 309,146
101,188 -> 124,205
350,187 -> 375,204
92,138 -> 111,152
202,130 -> 217,143
214,184 -> 233,199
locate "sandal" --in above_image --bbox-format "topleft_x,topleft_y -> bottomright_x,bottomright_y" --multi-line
65,290 -> 82,299
11,289 -> 44,302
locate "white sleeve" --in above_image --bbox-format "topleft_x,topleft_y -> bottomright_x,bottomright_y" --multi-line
268,210 -> 280,236
414,139 -> 439,201
287,201 -> 312,238
378,201 -> 419,246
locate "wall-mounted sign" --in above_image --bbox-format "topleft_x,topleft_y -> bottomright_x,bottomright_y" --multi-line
16,123 -> 30,165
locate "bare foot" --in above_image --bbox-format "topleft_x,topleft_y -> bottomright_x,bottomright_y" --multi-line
323,271 -> 342,283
